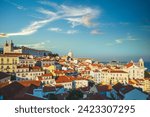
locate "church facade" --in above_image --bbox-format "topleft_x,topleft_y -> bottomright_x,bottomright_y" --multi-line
3,40 -> 52,57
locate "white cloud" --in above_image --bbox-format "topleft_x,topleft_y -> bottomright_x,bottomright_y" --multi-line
66,30 -> 78,34
127,33 -> 138,41
2,16 -> 59,37
38,1 -> 59,9
115,39 -> 123,44
5,0 -> 26,10
63,6 -> 99,27
106,34 -> 138,46
20,42 -> 46,49
19,40 -> 55,50
48,28 -> 62,32
0,2 -> 100,38
37,8 -> 57,17
90,29 -> 103,35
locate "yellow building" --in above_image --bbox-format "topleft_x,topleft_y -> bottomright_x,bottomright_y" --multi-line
0,54 -> 19,72
144,78 -> 150,94
43,65 -> 56,73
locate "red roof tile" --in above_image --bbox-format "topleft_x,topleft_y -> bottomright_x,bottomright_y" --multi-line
125,62 -> 134,68
42,73 -> 53,77
97,85 -> 112,92
18,80 -> 41,87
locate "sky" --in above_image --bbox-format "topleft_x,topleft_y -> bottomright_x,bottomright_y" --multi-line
0,0 -> 150,62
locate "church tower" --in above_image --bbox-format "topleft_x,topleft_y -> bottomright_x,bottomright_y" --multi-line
138,58 -> 144,68
68,50 -> 73,58
3,40 -> 14,54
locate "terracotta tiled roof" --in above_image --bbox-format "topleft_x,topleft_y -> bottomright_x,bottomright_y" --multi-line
55,84 -> 64,88
56,76 -> 74,83
110,70 -> 127,73
18,80 -> 41,87
125,62 -> 134,68
113,83 -> 135,94
42,73 -> 53,77
43,65 -> 50,67
17,65 -> 29,69
56,76 -> 87,83
0,82 -> 10,88
77,86 -> 90,92
13,84 -> 38,99
31,66 -> 41,69
0,82 -> 25,99
97,85 -> 112,92
85,67 -> 91,71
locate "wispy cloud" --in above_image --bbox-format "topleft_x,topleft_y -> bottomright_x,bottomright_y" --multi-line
39,1 -> 100,28
106,33 -> 138,46
115,39 -> 123,44
19,40 -> 55,50
0,1 -> 100,38
5,0 -> 26,10
1,17 -> 59,37
66,30 -> 78,34
48,28 -> 62,32
90,29 -> 103,35
37,8 -> 57,17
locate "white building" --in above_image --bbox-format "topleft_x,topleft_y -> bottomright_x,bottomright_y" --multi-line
55,76 -> 88,89
90,70 -> 101,84
3,40 -> 51,57
123,59 -> 146,79
19,57 -> 35,67
16,66 -> 45,81
67,50 -> 73,58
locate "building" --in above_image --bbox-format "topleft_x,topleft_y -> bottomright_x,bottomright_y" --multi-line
123,59 -> 146,79
90,70 -> 101,84
3,40 -> 52,57
111,83 -> 148,100
67,50 -> 73,58
0,54 -> 19,72
55,76 -> 88,89
16,66 -> 45,81
18,57 -> 35,67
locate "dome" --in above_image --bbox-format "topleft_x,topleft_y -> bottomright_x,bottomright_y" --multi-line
68,51 -> 73,58
139,58 -> 144,62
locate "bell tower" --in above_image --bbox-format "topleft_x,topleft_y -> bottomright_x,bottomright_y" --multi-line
3,40 -> 13,54
138,58 -> 144,68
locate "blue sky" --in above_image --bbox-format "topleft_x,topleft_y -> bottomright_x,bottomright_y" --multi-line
0,0 -> 150,62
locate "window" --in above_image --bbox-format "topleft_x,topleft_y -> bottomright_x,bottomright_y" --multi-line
7,58 -> 9,63
1,58 -> 3,61
133,70 -> 135,73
